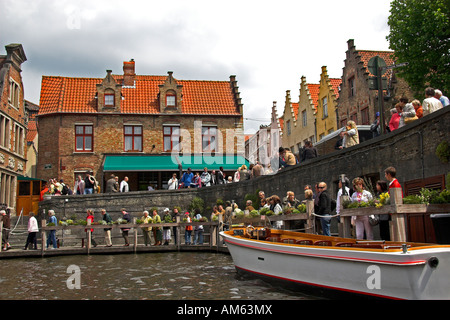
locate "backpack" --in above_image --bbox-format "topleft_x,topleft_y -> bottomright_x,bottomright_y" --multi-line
61,183 -> 69,195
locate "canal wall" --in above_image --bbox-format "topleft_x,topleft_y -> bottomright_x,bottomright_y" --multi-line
39,106 -> 450,223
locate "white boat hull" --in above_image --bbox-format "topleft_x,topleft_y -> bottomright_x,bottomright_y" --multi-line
221,231 -> 450,300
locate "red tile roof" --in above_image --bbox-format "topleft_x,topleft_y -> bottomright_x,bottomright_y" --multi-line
291,102 -> 299,120
38,74 -> 241,116
358,50 -> 395,78
307,83 -> 320,113
330,78 -> 342,100
26,120 -> 37,142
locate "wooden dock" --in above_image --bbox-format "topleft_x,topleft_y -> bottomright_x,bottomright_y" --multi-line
0,217 -> 230,259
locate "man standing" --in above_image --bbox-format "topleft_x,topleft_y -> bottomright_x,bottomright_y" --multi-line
120,208 -> 131,246
105,174 -> 118,193
46,210 -> 58,249
120,176 -> 129,192
180,168 -> 193,188
84,173 -> 95,194
200,167 -> 211,187
1,209 -> 11,251
101,209 -> 113,247
316,182 -> 332,236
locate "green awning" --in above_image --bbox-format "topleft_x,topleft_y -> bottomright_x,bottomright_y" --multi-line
103,155 -> 249,172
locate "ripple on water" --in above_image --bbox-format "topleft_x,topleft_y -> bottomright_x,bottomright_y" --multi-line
0,253 -> 319,300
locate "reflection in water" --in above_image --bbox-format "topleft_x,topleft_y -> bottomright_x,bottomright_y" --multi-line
0,252 -> 318,300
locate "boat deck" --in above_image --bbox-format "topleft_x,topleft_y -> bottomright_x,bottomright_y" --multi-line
226,227 -> 445,252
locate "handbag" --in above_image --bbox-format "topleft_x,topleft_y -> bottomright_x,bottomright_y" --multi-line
369,214 -> 379,226
404,116 -> 418,123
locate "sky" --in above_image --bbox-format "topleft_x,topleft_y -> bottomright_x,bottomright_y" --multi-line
1,0 -> 393,134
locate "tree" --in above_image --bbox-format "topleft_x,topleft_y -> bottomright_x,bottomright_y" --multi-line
386,0 -> 450,96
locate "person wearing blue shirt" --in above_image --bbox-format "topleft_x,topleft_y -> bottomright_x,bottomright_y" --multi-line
46,210 -> 58,249
180,168 -> 194,188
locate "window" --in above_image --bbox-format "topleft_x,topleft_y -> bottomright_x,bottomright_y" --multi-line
286,120 -> 291,136
322,97 -> 328,118
104,94 -> 114,107
361,108 -> 370,125
163,125 -> 180,152
14,124 -> 24,155
302,111 -> 307,127
9,79 -> 20,109
0,115 -> 11,148
349,77 -> 355,97
166,94 -> 176,107
202,126 -> 217,152
75,125 -> 93,152
124,125 -> 142,152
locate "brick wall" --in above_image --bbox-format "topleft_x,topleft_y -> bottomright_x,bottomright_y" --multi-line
36,113 -> 242,188
40,106 -> 450,221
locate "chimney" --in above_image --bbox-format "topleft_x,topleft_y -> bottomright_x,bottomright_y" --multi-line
123,59 -> 135,86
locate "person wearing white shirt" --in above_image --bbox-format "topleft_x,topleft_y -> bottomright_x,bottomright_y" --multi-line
336,177 -> 351,216
24,212 -> 39,250
120,176 -> 129,192
167,173 -> 178,190
422,87 -> 443,116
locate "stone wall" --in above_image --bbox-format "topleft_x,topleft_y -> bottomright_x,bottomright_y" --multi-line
40,106 -> 450,222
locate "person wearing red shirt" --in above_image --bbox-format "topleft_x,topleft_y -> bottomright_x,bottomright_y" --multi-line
385,166 -> 403,197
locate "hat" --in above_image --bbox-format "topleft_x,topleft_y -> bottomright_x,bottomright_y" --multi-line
164,208 -> 169,212
185,212 -> 189,215
376,112 -> 380,117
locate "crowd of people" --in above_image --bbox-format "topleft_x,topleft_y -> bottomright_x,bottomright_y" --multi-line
8,163 -> 404,251
371,87 -> 447,136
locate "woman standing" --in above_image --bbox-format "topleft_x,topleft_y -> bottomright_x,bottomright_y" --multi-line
85,209 -> 97,247
24,212 -> 39,250
269,195 -> 283,229
184,212 -> 193,245
342,120 -> 359,148
351,177 -> 374,240
152,209 -> 162,246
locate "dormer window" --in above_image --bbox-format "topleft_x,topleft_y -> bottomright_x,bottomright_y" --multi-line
159,71 -> 183,113
166,92 -> 176,107
96,70 -> 122,112
105,93 -> 114,107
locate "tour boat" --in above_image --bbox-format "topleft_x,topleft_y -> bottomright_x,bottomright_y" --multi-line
220,227 -> 450,300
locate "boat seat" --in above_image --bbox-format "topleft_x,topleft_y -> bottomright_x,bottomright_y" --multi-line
265,237 -> 281,242
295,240 -> 313,245
352,244 -> 384,249
281,238 -> 297,244
335,242 -> 354,247
314,240 -> 332,246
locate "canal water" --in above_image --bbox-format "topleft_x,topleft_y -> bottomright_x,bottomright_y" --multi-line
0,252 -> 321,300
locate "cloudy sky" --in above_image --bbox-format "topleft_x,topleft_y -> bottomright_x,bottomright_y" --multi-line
1,0 -> 393,134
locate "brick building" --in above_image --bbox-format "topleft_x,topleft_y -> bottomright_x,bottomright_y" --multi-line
37,60 -> 247,191
0,44 -> 28,210
338,39 -> 413,129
